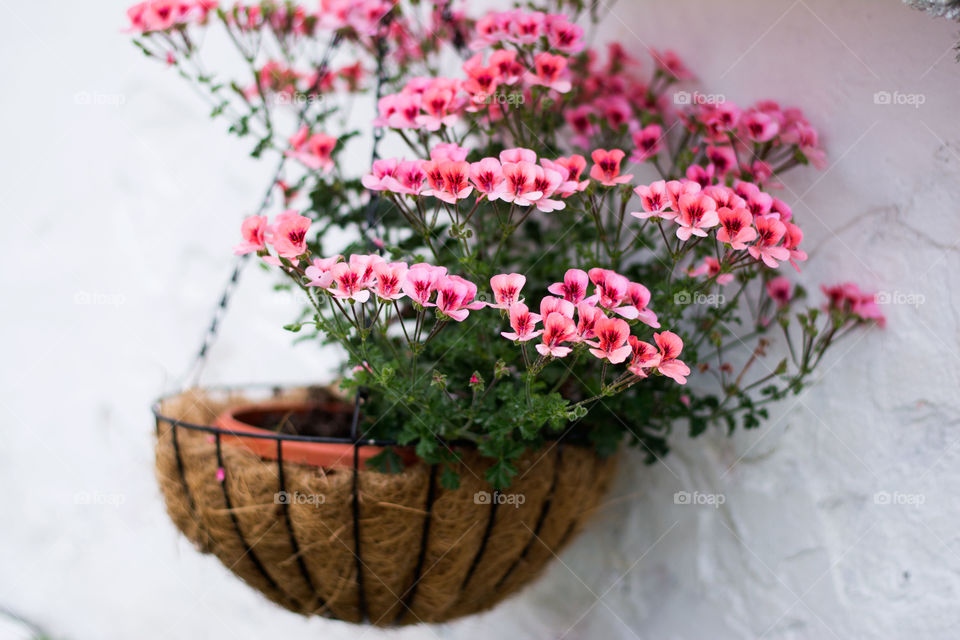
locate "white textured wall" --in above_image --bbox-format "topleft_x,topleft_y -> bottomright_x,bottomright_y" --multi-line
1,1 -> 959,638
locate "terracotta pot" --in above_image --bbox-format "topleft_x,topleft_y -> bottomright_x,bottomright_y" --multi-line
214,400 -> 406,469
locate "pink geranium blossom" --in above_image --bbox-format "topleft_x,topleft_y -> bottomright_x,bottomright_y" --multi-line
822,283 -> 886,327
373,262 -> 408,300
547,269 -> 590,304
627,336 -> 661,377
501,303 -> 542,341
586,316 -> 632,364
630,124 -> 664,162
624,283 -> 660,328
782,222 -> 808,272
653,331 -> 690,384
500,162 -> 544,206
748,216 -> 790,268
546,16 -> 584,53
631,180 -> 675,220
361,158 -> 400,191
551,155 -> 590,195
530,165 -> 566,212
500,147 -> 538,164
716,207 -> 757,250
328,260 -> 373,303
590,149 -> 633,186
305,256 -> 342,288
527,53 -> 572,93
588,268 -> 628,309
286,126 -> 337,173
402,266 -> 441,306
430,143 -> 469,163
490,273 -> 526,309
575,302 -> 605,341
470,158 -> 506,200
535,312 -> 577,358
271,211 -> 311,258
435,275 -> 484,321
766,277 -> 792,308
675,193 -> 719,241
540,296 -> 576,319
234,215 -> 267,255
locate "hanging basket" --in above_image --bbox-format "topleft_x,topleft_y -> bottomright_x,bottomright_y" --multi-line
153,385 -> 616,626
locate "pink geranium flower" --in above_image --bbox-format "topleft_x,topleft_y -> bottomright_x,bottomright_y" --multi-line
822,283 -> 886,327
703,185 -> 746,210
624,282 -> 660,328
470,158 -> 506,201
435,275 -> 484,321
430,143 -> 469,163
375,93 -> 421,129
706,145 -> 738,176
540,296 -> 576,320
531,165 -> 566,212
509,10 -> 544,44
439,161 -> 473,203
373,262 -> 408,300
654,331 -> 690,384
234,215 -> 267,255
500,303 -> 542,341
500,147 -> 538,164
675,193 -> 719,241
490,273 -> 526,309
500,162 -> 544,206
328,259 -> 374,303
416,81 -> 460,131
630,124 -> 664,162
271,211 -> 311,258
402,266 -> 441,306
565,105 -> 597,147
535,312 -> 577,358
716,207 -> 758,250
305,256 -> 342,288
590,149 -> 633,186
546,16 -> 584,53
382,160 -> 427,195
547,268 -> 590,304
286,126 -> 337,173
748,216 -> 790,268
575,302 -> 605,341
631,180 -> 675,220
666,179 -> 702,211
766,277 -> 793,308
527,53 -> 572,93
627,336 -> 661,377
587,269 -> 623,305
490,49 -> 524,84
741,110 -> 780,142
551,155 -> 590,195
586,316 -> 632,364
686,164 -> 715,188
782,222 -> 808,272
361,158 -> 400,191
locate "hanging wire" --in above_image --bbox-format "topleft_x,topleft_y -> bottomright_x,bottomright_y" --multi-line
178,32 -> 343,390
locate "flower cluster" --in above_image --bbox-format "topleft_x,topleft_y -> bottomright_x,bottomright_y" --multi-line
126,1 -> 217,32
632,178 -> 806,270
493,271 -> 689,383
363,145 -> 588,211
134,0 -> 885,485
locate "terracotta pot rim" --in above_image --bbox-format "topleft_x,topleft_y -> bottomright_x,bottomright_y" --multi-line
214,399 -> 403,470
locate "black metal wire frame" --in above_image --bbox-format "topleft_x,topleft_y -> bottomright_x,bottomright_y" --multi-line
153,385 -> 594,623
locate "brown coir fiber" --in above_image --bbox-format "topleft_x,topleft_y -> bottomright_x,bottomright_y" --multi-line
154,387 -> 616,625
